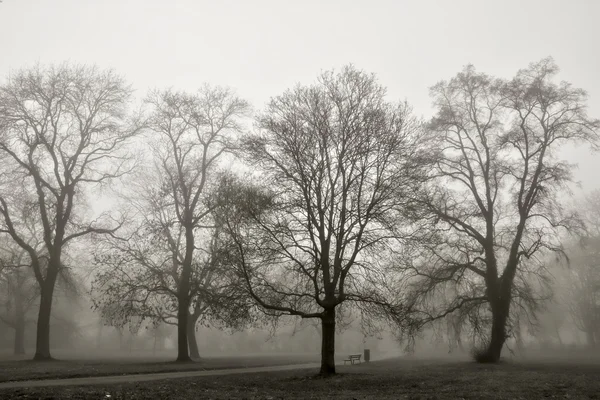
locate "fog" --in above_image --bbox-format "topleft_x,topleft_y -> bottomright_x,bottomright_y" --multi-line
0,0 -> 599,380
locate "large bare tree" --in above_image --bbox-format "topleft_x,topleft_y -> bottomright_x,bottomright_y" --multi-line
119,87 -> 250,362
0,64 -> 141,360
405,58 -> 599,362
220,66 -> 426,375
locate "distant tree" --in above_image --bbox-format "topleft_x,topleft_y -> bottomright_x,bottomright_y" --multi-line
566,249 -> 600,348
218,66 -> 426,375
0,64 -> 141,360
92,86 -> 250,362
404,58 -> 599,362
150,322 -> 171,354
0,215 -> 89,355
0,241 -> 38,354
557,191 -> 600,348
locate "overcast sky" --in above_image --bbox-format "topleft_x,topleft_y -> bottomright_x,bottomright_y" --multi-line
0,0 -> 598,192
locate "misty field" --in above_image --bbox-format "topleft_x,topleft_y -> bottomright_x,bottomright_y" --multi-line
0,351 -> 319,383
2,355 -> 600,399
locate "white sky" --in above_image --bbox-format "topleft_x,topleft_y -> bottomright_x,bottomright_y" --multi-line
0,0 -> 598,193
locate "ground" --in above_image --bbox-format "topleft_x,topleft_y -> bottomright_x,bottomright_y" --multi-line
0,351 -> 319,382
1,354 -> 600,399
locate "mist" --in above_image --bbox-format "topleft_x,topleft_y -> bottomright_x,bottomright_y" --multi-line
0,1 -> 599,399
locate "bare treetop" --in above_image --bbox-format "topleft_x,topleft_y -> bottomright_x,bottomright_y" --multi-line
145,86 -> 249,228
0,65 -> 137,187
222,65 -> 428,375
0,63 -> 142,360
404,57 -> 600,362
242,66 -> 422,312
92,85 -> 252,362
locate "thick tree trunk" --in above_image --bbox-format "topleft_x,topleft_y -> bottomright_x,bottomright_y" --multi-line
187,317 -> 200,360
176,295 -> 191,362
175,224 -> 195,363
33,279 -> 56,361
483,299 -> 509,363
320,308 -> 336,376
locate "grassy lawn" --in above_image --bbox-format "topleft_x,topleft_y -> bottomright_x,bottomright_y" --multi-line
0,352 -> 319,383
2,356 -> 600,399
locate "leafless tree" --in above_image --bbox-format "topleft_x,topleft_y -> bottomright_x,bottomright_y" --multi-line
0,240 -> 38,354
0,64 -> 142,360
94,86 -> 249,362
219,66 -> 426,375
557,191 -> 600,348
565,247 -> 600,348
91,216 -> 252,360
404,58 -> 599,362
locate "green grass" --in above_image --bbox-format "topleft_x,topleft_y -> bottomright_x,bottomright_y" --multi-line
2,357 -> 600,399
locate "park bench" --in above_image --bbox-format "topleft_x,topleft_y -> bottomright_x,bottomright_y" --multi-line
344,354 -> 362,365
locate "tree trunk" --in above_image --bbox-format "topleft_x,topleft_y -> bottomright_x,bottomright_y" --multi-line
33,279 -> 56,361
554,324 -> 563,347
118,328 -> 125,350
13,291 -> 25,355
175,224 -> 194,363
187,317 -> 200,360
320,308 -> 336,376
585,329 -> 596,349
176,295 -> 191,362
484,299 -> 509,363
96,322 -> 103,349
153,330 -> 157,355
14,315 -> 25,355
457,337 -> 465,353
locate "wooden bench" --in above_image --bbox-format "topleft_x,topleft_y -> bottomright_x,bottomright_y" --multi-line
343,354 -> 362,365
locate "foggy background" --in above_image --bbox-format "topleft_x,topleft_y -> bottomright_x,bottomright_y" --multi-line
1,0 -> 597,190
0,0 -> 598,363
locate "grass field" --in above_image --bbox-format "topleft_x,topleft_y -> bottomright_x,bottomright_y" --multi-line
1,356 -> 600,399
0,352 -> 320,383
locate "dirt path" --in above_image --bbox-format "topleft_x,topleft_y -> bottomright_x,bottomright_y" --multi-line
0,362 -> 321,389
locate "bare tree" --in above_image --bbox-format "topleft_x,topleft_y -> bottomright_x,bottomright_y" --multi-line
558,191 -> 600,348
0,240 -> 38,354
219,66 -> 426,375
100,86 -> 250,362
404,58 -> 599,362
0,64 -> 141,360
565,244 -> 600,348
91,216 -> 251,360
